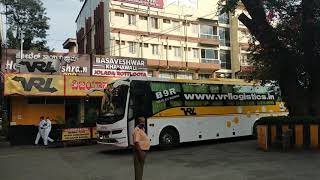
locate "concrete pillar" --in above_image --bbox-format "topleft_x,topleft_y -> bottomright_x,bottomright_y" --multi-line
80,98 -> 85,123
230,14 -> 240,79
193,71 -> 199,80
153,70 -> 160,78
212,71 -> 217,78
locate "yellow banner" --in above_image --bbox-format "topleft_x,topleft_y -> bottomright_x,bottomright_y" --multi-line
92,127 -> 97,139
62,128 -> 91,141
4,73 -> 64,96
65,76 -> 117,96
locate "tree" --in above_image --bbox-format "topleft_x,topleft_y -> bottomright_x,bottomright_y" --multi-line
219,0 -> 320,116
1,0 -> 50,51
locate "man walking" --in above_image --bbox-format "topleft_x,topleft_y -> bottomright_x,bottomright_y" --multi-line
34,116 -> 45,145
43,117 -> 54,146
133,117 -> 150,180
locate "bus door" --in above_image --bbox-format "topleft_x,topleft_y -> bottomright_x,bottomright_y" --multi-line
127,81 -> 152,145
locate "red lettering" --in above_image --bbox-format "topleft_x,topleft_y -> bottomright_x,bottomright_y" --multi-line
79,81 -> 85,90
71,80 -> 78,90
86,82 -> 92,90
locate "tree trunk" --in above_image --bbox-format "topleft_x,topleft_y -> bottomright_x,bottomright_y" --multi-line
302,0 -> 320,116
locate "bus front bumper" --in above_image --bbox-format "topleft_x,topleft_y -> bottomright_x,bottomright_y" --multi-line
97,136 -> 127,147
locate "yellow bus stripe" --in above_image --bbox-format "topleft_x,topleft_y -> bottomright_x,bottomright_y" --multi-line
153,102 -> 285,117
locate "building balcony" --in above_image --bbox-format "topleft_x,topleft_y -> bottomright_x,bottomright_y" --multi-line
201,58 -> 220,64
147,59 -> 220,71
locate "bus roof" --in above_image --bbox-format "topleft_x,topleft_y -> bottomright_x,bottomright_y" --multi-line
115,76 -> 260,86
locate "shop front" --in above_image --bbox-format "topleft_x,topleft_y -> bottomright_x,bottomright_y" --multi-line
1,50 -> 148,145
4,73 -> 116,145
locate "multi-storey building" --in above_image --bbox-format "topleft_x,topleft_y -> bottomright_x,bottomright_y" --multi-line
76,0 -> 252,79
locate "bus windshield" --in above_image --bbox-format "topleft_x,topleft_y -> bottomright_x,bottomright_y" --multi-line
99,85 -> 128,120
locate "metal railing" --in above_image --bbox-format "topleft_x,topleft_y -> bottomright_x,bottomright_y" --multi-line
201,58 -> 221,64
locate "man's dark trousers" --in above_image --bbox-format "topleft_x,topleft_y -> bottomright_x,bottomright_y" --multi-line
134,148 -> 146,180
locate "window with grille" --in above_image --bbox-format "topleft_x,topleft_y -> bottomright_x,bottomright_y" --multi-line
151,17 -> 159,29
128,14 -> 136,25
128,42 -> 137,54
115,12 -> 124,17
200,24 -> 218,39
151,44 -> 159,55
174,47 -> 182,57
201,49 -> 219,64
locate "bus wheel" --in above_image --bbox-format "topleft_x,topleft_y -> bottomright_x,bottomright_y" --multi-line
159,127 -> 179,148
252,123 -> 258,139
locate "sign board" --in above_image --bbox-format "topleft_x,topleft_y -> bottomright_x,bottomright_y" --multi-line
92,55 -> 147,77
1,49 -> 90,76
113,0 -> 163,9
92,69 -> 147,77
64,76 -> 117,96
62,128 -> 91,141
4,73 -> 64,96
16,59 -> 60,73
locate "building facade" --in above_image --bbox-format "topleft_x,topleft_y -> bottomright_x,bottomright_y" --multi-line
76,0 -> 253,80
1,49 -> 118,144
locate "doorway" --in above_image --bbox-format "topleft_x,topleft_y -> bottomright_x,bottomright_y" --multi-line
65,98 -> 80,127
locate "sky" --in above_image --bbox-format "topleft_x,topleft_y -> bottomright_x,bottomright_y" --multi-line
42,0 -> 83,52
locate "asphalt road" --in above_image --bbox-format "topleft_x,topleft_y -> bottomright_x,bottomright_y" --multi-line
0,140 -> 320,180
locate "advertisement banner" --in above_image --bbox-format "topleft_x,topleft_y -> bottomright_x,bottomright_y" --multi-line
4,73 -> 64,96
65,76 -> 117,96
113,0 -> 163,9
62,128 -> 91,141
2,49 -> 90,76
92,55 -> 147,77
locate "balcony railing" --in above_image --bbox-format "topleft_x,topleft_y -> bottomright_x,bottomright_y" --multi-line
200,34 -> 219,40
201,58 -> 221,64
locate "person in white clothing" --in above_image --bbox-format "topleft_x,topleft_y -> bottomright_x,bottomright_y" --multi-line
43,117 -> 54,146
34,116 -> 46,145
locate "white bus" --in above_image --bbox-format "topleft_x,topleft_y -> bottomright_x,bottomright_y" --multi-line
93,77 -> 287,148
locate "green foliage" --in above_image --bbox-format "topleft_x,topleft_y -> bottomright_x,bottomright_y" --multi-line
1,0 -> 50,51
1,112 -> 9,137
55,116 -> 65,125
219,0 -> 320,116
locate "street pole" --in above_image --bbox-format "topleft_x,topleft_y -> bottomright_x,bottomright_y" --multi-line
20,29 -> 23,59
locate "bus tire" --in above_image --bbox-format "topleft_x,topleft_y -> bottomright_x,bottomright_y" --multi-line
252,122 -> 258,139
159,127 -> 179,148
